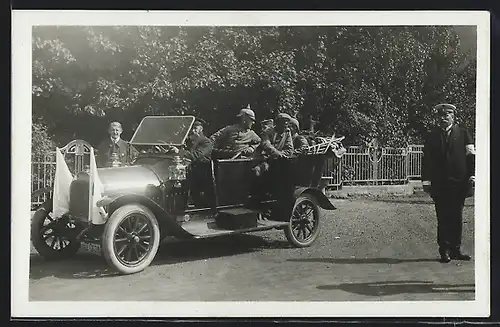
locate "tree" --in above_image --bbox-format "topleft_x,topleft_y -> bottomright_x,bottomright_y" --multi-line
32,25 -> 476,150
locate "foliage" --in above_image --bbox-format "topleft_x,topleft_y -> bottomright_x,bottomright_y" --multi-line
31,122 -> 54,158
32,26 -> 477,149
31,122 -> 55,192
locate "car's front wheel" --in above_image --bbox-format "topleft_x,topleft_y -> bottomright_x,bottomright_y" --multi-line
102,204 -> 160,275
284,194 -> 321,247
30,199 -> 81,260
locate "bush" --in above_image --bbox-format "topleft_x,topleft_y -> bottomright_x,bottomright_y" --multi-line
31,123 -> 55,193
32,122 -> 54,159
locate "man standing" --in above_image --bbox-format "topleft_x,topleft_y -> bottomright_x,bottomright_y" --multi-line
97,121 -> 130,168
421,103 -> 475,263
210,105 -> 262,159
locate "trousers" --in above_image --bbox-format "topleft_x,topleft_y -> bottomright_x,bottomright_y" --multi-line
432,186 -> 466,251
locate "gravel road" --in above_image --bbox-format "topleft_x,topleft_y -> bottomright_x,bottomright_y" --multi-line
29,193 -> 475,301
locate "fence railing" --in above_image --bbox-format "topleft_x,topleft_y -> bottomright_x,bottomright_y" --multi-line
320,145 -> 424,187
31,142 -> 424,208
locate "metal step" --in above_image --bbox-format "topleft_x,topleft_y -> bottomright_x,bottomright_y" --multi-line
218,207 -> 261,216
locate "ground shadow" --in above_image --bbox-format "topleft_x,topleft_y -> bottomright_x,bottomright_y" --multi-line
30,234 -> 289,280
317,280 -> 475,296
360,196 -> 474,207
372,199 -> 474,207
288,257 -> 439,264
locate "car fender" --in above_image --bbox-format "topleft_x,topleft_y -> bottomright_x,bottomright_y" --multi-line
101,193 -> 193,239
293,186 -> 337,210
31,187 -> 53,210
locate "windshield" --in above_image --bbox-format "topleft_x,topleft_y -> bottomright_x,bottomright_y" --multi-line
129,116 -> 195,146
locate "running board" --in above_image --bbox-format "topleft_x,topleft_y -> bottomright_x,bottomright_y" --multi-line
181,218 -> 288,239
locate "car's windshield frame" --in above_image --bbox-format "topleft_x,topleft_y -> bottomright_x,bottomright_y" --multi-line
129,115 -> 196,146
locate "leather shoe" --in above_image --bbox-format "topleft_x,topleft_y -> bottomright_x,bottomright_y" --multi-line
450,251 -> 471,261
439,250 -> 451,263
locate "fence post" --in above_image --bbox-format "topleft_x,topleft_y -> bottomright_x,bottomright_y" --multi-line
405,146 -> 410,180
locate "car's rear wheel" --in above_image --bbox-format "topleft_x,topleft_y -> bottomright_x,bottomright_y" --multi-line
284,194 -> 321,247
30,199 -> 81,260
102,204 -> 160,275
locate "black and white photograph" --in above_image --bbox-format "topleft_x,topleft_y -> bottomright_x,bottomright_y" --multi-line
11,10 -> 490,317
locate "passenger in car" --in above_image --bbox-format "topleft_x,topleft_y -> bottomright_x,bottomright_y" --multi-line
288,117 -> 310,154
260,112 -> 294,158
252,113 -> 294,177
209,105 -> 262,159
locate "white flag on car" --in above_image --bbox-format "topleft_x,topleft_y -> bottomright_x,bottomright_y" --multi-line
52,147 -> 73,218
89,147 -> 107,224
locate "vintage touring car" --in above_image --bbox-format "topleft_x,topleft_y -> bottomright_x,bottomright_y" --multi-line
31,116 -> 345,275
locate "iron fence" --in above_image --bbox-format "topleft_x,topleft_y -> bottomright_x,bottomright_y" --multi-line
31,143 -> 425,208
321,145 -> 424,187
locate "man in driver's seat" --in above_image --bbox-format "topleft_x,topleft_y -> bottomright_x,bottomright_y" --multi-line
184,120 -> 212,163
184,120 -> 214,208
210,105 -> 262,159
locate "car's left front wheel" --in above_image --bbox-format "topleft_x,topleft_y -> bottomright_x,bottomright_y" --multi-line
30,199 -> 81,260
102,204 -> 160,275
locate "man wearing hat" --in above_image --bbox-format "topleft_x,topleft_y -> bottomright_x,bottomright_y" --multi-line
97,121 -> 131,168
210,105 -> 262,159
421,103 -> 475,263
184,119 -> 213,164
184,119 -> 213,208
260,112 -> 294,158
288,117 -> 310,154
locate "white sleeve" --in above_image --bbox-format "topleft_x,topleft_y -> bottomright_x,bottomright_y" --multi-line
465,144 -> 475,155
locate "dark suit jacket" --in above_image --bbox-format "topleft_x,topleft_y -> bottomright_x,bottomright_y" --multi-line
184,134 -> 213,163
97,138 -> 130,168
421,124 -> 474,197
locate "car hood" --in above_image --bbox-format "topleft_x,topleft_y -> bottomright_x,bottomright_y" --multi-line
97,165 -> 161,195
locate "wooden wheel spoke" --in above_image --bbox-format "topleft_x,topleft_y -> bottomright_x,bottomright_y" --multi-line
118,226 -> 128,235
132,245 -> 140,260
294,226 -> 301,239
139,235 -> 151,240
125,246 -> 133,262
136,242 -> 148,252
49,237 -> 57,249
136,222 -> 148,234
301,227 -> 308,239
115,237 -> 128,242
117,244 -> 128,256
303,207 -> 314,218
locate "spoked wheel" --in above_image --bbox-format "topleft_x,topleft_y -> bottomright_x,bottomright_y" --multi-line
284,194 -> 321,247
30,199 -> 81,260
102,204 -> 160,275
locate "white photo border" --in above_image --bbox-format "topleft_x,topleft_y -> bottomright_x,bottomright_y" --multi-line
11,10 -> 491,318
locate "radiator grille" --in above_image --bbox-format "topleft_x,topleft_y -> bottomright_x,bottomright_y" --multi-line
69,180 -> 89,219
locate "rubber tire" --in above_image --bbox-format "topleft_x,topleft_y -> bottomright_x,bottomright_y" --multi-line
102,204 -> 160,275
30,199 -> 81,260
284,194 -> 321,248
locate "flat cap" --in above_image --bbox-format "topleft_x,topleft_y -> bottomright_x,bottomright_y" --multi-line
434,103 -> 456,114
277,112 -> 292,121
261,119 -> 274,126
192,120 -> 204,128
289,117 -> 300,130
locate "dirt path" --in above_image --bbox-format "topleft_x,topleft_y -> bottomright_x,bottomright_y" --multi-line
29,195 -> 475,301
